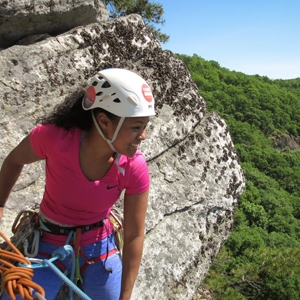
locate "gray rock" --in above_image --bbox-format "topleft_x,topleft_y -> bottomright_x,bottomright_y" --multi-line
16,34 -> 52,46
0,0 -> 108,48
0,10 -> 245,300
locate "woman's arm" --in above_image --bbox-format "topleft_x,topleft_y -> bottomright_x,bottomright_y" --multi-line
120,189 -> 149,300
0,135 -> 42,219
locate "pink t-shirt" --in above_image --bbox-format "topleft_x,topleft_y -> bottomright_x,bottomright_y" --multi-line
30,124 -> 150,245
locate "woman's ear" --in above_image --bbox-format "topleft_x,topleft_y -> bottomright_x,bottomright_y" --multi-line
94,112 -> 112,138
97,112 -> 110,128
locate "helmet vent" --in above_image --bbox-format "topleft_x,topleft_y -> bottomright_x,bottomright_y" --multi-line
92,81 -> 98,86
113,98 -> 121,103
102,81 -> 111,88
96,92 -> 103,96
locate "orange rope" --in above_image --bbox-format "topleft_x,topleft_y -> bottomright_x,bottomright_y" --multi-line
0,230 -> 45,300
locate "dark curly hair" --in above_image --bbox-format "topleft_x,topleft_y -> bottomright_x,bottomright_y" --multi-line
37,88 -> 119,130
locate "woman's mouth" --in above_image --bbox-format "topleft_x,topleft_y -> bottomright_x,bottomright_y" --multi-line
130,143 -> 140,148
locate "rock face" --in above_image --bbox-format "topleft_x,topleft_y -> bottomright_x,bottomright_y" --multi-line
272,133 -> 300,151
0,1 -> 245,299
0,0 -> 109,48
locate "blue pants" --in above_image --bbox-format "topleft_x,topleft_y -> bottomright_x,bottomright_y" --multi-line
1,234 -> 122,300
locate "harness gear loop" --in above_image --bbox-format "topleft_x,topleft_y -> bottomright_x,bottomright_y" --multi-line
23,230 -> 40,258
8,208 -> 41,258
0,230 -> 45,300
109,208 -> 124,258
73,228 -> 84,285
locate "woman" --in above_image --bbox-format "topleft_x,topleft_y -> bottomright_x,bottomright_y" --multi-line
0,68 -> 155,300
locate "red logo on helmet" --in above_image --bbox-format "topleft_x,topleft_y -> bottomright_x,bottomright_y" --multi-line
142,84 -> 153,102
83,86 -> 96,109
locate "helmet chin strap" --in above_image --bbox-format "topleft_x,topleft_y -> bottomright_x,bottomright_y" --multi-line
92,111 -> 125,175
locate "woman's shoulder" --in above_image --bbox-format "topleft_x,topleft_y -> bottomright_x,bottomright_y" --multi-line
119,150 -> 148,175
30,124 -> 81,156
31,124 -> 79,138
119,150 -> 150,193
31,123 -> 62,134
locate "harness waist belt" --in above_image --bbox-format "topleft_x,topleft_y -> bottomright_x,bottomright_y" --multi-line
40,219 -> 105,236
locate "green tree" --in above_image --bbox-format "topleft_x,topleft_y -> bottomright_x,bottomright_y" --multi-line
103,0 -> 169,42
226,226 -> 266,257
205,247 -> 300,300
244,248 -> 300,300
240,201 -> 268,229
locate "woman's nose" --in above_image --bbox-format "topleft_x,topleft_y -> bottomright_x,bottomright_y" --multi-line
137,129 -> 146,140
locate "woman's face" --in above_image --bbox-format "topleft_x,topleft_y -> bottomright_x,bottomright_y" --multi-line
111,116 -> 150,157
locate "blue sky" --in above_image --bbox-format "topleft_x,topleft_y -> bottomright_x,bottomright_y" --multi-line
157,0 -> 300,79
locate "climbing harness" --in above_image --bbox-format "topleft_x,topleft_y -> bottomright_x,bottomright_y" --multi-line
38,208 -> 124,276
0,206 -> 124,299
109,208 -> 124,258
39,207 -> 124,258
39,218 -> 105,236
8,207 -> 41,258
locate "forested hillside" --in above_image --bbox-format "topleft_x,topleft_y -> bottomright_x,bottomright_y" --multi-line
177,54 -> 300,300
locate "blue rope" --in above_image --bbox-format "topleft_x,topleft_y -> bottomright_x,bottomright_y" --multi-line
42,256 -> 91,300
19,231 -> 92,300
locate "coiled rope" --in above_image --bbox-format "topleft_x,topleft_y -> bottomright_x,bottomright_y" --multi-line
0,230 -> 45,300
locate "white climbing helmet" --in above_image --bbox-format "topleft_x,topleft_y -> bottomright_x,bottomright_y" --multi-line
82,68 -> 155,175
82,68 -> 155,117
